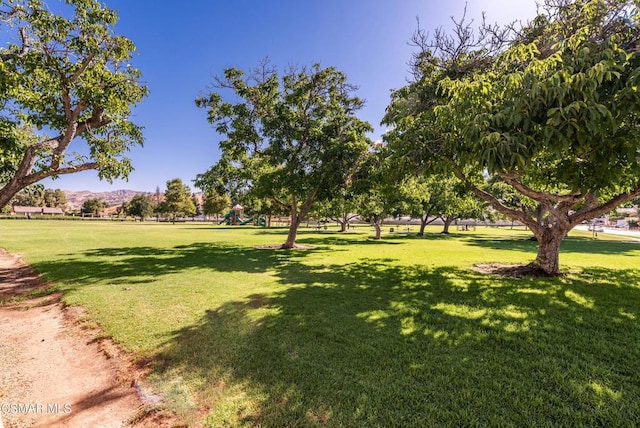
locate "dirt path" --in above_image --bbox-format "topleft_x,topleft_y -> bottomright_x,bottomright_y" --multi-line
0,249 -> 168,427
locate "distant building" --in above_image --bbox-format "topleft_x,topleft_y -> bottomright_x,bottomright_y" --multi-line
12,206 -> 64,216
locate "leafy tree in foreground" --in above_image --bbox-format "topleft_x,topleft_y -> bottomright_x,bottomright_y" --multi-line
196,62 -> 372,248
386,0 -> 640,274
0,0 -> 148,207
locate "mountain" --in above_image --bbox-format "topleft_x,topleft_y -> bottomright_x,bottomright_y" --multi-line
64,189 -> 150,211
63,189 -> 205,212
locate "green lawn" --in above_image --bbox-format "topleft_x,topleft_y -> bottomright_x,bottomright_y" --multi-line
1,220 -> 639,426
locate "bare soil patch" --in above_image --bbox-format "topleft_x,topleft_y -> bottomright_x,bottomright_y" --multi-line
472,263 -> 558,278
254,244 -> 315,250
0,249 -> 174,427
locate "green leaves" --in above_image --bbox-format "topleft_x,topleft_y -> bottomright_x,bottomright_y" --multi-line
0,0 -> 148,206
197,62 -> 372,212
159,178 -> 196,219
385,0 -> 640,260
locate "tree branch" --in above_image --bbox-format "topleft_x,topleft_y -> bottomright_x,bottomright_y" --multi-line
270,196 -> 289,210
69,54 -> 95,84
23,162 -> 99,186
570,187 -> 640,225
452,166 -> 540,232
497,171 -> 583,203
0,27 -> 28,62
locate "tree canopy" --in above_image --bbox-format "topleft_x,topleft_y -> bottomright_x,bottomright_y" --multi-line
126,193 -> 154,220
385,0 -> 640,274
0,0 -> 148,207
195,61 -> 372,248
202,189 -> 231,220
159,178 -> 196,222
81,197 -> 107,216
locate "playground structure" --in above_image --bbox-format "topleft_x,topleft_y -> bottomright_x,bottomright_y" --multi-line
220,204 -> 266,226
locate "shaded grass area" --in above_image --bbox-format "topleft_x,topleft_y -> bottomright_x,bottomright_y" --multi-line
157,263 -> 640,427
1,221 -> 639,426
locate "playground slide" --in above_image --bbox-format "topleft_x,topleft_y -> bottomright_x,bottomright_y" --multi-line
219,210 -> 234,225
218,211 -> 266,226
238,216 -> 254,225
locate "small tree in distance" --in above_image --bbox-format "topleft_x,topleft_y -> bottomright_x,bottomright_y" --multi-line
10,185 -> 45,207
203,190 -> 231,222
126,194 -> 155,221
159,178 -> 196,223
81,198 -> 107,217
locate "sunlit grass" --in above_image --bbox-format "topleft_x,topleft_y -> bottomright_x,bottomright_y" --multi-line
1,220 -> 639,426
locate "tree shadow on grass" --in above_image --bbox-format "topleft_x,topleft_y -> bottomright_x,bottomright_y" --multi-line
30,243 -> 323,287
153,260 -> 640,427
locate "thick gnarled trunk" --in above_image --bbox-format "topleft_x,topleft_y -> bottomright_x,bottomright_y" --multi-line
528,226 -> 568,275
453,166 -> 640,276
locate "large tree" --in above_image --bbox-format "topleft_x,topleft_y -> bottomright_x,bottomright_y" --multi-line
0,0 -> 148,207
385,0 -> 640,275
196,62 -> 372,248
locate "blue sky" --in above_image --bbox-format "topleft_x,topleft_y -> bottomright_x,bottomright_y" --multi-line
43,0 -> 539,193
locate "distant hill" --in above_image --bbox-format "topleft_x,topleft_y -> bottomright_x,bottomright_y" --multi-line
63,189 -> 204,212
64,189 -> 150,211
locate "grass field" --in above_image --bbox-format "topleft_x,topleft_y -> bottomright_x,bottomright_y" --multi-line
1,220 -> 639,426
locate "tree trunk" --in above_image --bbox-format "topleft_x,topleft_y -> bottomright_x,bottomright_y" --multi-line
529,227 -> 568,275
280,191 -> 317,249
372,220 -> 382,240
0,181 -> 23,208
441,216 -> 453,234
283,216 -> 302,248
419,215 -> 428,236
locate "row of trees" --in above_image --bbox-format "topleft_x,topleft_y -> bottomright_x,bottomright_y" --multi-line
118,178 -> 231,222
196,0 -> 640,275
118,178 -> 198,221
1,178 -> 221,219
1,185 -> 67,212
192,62 -> 493,241
2,0 -> 639,275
